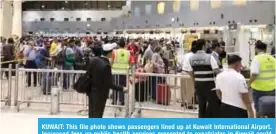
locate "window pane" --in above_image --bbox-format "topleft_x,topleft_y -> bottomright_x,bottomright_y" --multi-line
145,4 -> 152,15
134,7 -> 140,16
157,2 -> 165,14
233,0 -> 246,6
211,0 -> 221,8
190,0 -> 199,11
173,0 -> 181,12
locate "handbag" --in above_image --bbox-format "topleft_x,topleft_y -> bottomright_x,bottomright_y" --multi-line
73,58 -> 94,94
73,73 -> 91,94
144,60 -> 154,73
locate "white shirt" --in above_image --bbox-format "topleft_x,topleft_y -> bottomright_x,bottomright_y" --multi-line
182,52 -> 194,71
215,68 -> 248,110
183,51 -> 219,72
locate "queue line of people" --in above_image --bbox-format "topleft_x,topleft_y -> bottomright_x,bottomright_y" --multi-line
1,36 -> 275,118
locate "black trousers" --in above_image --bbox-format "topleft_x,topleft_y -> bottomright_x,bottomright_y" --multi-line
112,75 -> 126,105
25,60 -> 37,86
196,87 -> 221,118
88,91 -> 108,118
220,103 -> 248,118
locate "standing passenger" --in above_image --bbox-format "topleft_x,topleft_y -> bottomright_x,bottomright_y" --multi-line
181,40 -> 198,109
249,41 -> 275,117
87,43 -> 126,118
215,55 -> 254,118
111,39 -> 130,105
211,42 -> 223,69
183,39 -> 221,118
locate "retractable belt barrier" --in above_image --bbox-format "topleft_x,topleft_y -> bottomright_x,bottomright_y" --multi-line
1,64 -> 197,118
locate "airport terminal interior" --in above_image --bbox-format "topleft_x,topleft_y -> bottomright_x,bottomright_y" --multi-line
0,0 -> 275,133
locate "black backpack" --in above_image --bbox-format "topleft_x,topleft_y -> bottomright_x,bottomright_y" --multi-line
56,48 -> 67,65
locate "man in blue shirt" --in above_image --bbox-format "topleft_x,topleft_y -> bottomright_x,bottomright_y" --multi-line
24,41 -> 38,87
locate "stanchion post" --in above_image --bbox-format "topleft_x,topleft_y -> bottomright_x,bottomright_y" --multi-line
50,86 -> 60,115
14,64 -> 19,106
124,68 -> 131,118
7,64 -> 12,106
130,65 -> 136,116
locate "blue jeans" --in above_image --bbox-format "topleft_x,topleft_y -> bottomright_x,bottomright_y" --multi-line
63,65 -> 74,90
252,89 -> 275,112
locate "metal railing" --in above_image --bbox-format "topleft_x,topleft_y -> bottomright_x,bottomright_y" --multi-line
1,65 -> 194,118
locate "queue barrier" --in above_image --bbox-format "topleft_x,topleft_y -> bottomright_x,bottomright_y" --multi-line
1,64 -> 195,118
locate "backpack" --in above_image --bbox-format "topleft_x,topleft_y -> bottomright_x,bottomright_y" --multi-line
35,50 -> 41,68
56,48 -> 67,65
74,47 -> 85,70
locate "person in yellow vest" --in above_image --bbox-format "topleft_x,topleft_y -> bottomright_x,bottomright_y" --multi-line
111,39 -> 131,105
49,38 -> 58,56
249,41 -> 275,117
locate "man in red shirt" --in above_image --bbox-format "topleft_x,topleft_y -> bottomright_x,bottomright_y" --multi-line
127,38 -> 139,65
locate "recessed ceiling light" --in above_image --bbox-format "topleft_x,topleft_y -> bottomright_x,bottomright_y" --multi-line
171,17 -> 175,22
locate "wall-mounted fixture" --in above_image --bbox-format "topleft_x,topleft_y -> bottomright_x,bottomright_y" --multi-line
203,30 -> 210,34
101,18 -> 106,22
190,30 -> 196,33
76,18 -> 81,21
171,17 -> 175,22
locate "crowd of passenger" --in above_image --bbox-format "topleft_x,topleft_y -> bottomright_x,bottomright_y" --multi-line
0,35 -> 274,118
0,36 -> 177,72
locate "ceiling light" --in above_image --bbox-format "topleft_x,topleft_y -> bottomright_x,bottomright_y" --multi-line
250,28 -> 259,32
171,17 -> 175,22
87,24 -> 90,27
41,5 -> 45,8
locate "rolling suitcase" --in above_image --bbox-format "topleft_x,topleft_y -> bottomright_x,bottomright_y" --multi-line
156,84 -> 171,105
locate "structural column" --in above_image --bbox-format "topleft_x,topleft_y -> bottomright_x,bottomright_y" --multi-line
11,0 -> 22,37
0,0 -> 13,38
